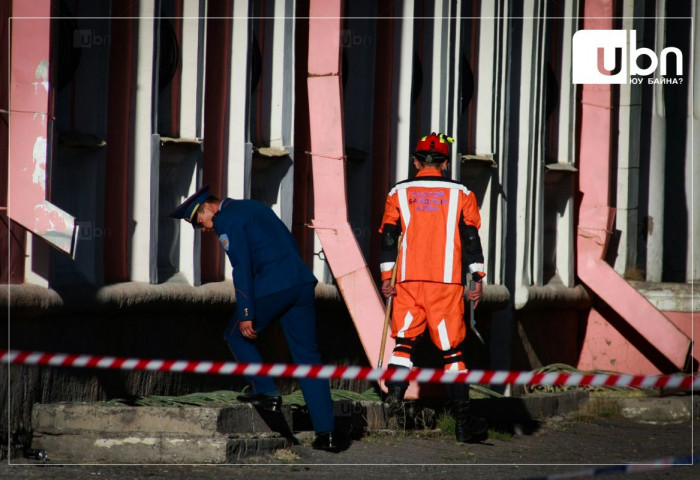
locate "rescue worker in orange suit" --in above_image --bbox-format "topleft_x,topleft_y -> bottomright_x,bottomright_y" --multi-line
378,132 -> 489,442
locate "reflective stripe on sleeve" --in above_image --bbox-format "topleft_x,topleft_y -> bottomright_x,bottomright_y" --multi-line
380,262 -> 396,273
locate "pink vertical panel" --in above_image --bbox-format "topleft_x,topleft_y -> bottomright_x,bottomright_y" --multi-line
307,1 -> 395,375
0,0 -> 26,283
9,0 -> 77,256
576,1 -> 691,371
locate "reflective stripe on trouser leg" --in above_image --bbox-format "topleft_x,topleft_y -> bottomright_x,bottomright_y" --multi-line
390,310 -> 416,368
389,337 -> 416,369
441,345 -> 467,372
437,319 -> 466,371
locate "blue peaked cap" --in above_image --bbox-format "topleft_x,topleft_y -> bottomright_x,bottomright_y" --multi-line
170,185 -> 211,228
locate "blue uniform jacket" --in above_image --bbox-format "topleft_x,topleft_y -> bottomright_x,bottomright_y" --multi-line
213,198 -> 317,322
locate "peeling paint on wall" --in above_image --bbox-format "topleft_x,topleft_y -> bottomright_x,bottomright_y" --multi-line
34,59 -> 49,93
32,136 -> 47,187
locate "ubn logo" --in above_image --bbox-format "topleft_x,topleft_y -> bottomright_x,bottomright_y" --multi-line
572,30 -> 683,84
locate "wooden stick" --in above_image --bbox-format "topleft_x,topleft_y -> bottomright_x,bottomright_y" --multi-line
378,236 -> 402,368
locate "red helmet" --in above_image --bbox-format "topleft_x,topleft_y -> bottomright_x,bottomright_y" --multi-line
414,132 -> 453,162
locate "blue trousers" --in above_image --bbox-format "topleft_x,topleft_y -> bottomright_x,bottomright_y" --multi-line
223,282 -> 334,434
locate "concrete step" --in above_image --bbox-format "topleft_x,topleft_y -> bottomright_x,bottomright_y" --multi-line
31,402 -> 295,463
32,402 -> 293,435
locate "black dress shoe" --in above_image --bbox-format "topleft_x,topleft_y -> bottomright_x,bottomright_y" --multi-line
312,431 -> 349,452
236,393 -> 283,412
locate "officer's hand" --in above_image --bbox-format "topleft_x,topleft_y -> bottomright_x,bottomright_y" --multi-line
467,281 -> 483,309
240,320 -> 258,340
381,279 -> 396,299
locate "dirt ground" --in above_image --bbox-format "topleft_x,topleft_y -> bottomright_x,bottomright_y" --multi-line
1,415 -> 697,480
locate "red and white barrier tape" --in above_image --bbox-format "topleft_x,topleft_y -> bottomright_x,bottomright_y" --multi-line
2,349 -> 699,389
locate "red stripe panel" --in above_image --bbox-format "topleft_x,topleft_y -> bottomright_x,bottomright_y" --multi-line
86,356 -> 102,368
232,364 -> 248,376
480,371 -> 495,385
37,353 -> 54,365
112,358 -> 126,369
332,365 -> 347,379
555,373 -> 570,385
15,351 -> 30,364
307,365 -> 322,379
654,376 -> 670,389
629,376 -> 644,388
530,372 -> 545,385
64,354 -> 80,366
135,359 -> 150,371
580,374 -> 595,386
209,362 -> 224,374
506,372 -> 521,385
406,369 -> 421,382
356,367 -> 371,381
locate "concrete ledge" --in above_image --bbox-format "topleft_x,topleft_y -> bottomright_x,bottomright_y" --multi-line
31,402 -> 294,463
2,281 -> 344,316
518,390 -> 590,417
628,281 -> 699,312
615,396 -> 695,424
32,403 -> 293,435
32,432 -> 231,463
3,281 -> 512,315
32,431 -> 290,463
515,284 -> 590,310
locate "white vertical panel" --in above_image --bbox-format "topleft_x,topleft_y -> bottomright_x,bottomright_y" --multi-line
646,3 -> 667,282
555,1 -> 579,287
614,4 -> 642,277
431,0 -> 448,131
450,0 -> 462,183
177,0 -> 206,285
257,0 -> 295,229
474,3 -> 496,157
514,8 -> 535,302
476,2 -> 510,285
277,0 -> 296,229
513,0 -> 546,308
179,0 -> 206,140
227,0 -> 251,202
131,4 -> 157,283
393,0 -> 415,183
269,0 -> 294,148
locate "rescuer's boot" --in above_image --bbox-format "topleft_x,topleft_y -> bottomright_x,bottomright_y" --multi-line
384,383 -> 408,430
454,399 -> 489,442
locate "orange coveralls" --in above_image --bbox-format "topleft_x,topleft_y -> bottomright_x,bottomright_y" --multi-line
379,170 -> 484,372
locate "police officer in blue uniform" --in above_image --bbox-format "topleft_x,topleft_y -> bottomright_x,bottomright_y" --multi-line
171,185 -> 347,452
